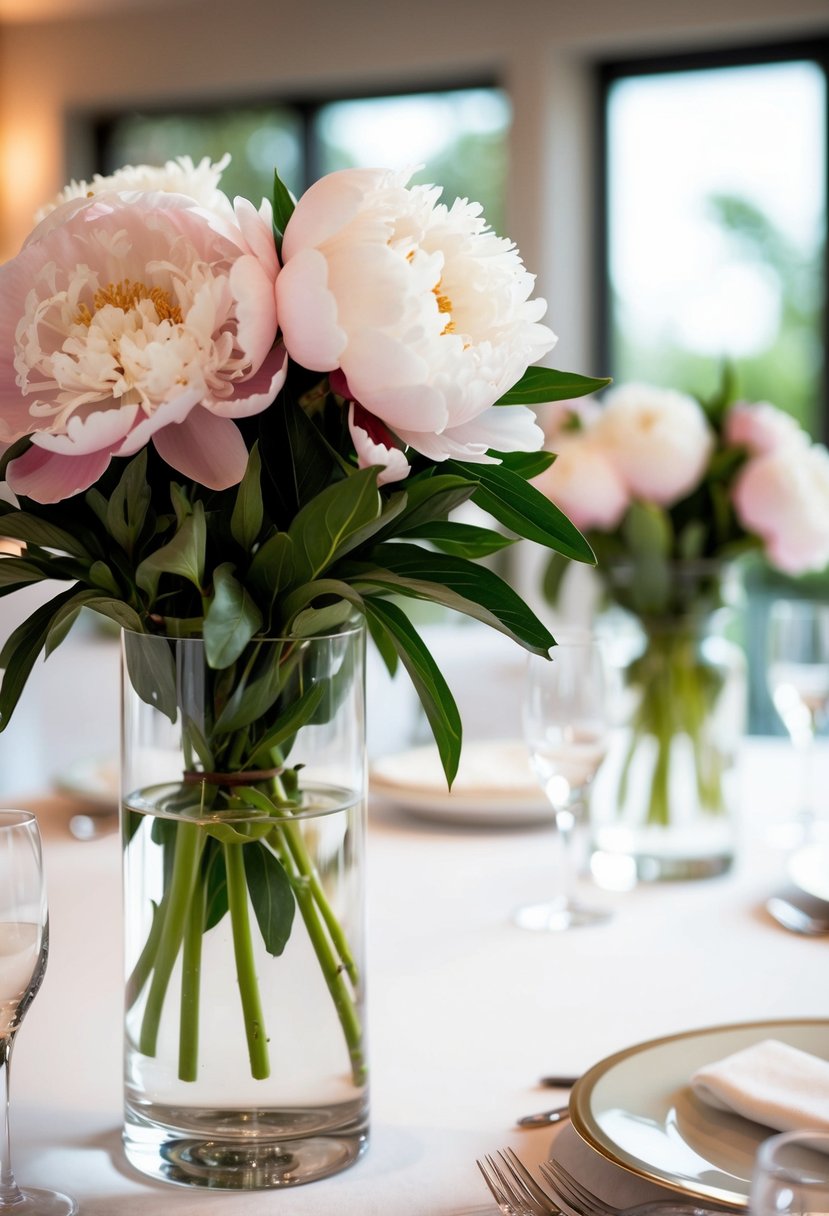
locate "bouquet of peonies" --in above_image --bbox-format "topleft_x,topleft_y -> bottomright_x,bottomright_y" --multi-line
0,156 -> 603,1084
535,379 -> 829,834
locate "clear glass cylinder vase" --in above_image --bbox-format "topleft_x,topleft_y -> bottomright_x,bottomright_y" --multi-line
589,605 -> 746,885
120,624 -> 368,1189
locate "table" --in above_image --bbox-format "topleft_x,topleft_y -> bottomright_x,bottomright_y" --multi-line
10,739 -> 829,1215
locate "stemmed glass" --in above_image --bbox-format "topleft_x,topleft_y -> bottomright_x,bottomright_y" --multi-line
750,1130 -> 829,1216
0,811 -> 76,1215
767,599 -> 829,842
517,635 -> 611,932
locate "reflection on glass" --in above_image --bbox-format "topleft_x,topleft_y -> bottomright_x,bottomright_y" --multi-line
606,60 -> 825,436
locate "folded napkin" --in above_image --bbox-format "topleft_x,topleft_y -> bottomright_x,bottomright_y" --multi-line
691,1038 -> 829,1131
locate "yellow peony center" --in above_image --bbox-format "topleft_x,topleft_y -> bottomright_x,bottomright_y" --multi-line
76,279 -> 183,327
433,281 -> 455,335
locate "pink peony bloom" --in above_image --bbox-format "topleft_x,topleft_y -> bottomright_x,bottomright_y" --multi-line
276,167 -> 553,467
592,383 -> 713,506
533,435 -> 629,532
733,444 -> 829,575
0,185 -> 285,503
724,400 -> 808,456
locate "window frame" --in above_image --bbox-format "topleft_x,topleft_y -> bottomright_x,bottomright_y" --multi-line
595,36 -> 829,442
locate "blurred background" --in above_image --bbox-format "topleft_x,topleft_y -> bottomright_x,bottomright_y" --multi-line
0,0 -> 825,791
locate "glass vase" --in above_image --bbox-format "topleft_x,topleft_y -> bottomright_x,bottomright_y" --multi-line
589,604 -> 746,885
120,624 -> 368,1189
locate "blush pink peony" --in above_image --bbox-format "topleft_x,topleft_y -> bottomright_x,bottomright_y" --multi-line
732,443 -> 829,575
533,435 -> 629,532
275,167 -> 554,481
724,400 -> 807,456
0,173 -> 285,503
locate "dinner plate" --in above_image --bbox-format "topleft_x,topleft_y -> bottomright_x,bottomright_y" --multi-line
570,1018 -> 829,1207
369,739 -> 551,826
788,842 -> 829,904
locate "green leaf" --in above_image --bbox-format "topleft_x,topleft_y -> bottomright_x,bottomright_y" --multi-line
448,461 -> 595,563
288,466 -> 382,582
231,442 -> 264,551
387,474 -> 477,537
0,512 -> 92,559
622,502 -> 672,559
247,532 -> 295,607
203,563 -> 263,669
259,389 -> 339,523
244,840 -> 295,956
279,577 -> 364,629
495,366 -> 611,406
272,168 -> 296,248
0,557 -> 50,589
541,553 -> 571,607
123,631 -> 178,723
136,502 -> 206,598
203,841 -> 228,932
88,560 -> 121,596
290,599 -> 356,637
366,610 -> 399,678
247,681 -> 325,764
105,451 -> 152,556
0,586 -> 81,730
212,643 -> 284,734
400,520 -> 515,559
494,450 -> 556,479
362,597 -> 462,787
355,548 -> 554,657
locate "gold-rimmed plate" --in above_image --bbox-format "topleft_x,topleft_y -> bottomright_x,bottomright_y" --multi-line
570,1018 -> 829,1207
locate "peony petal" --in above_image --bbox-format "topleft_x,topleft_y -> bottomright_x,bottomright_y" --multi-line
6,444 -> 112,504
208,345 -> 288,419
32,403 -> 138,455
438,404 -> 544,456
116,386 -> 204,457
151,407 -> 249,489
275,250 -> 346,370
229,253 -> 280,372
343,330 -> 448,432
282,168 -> 396,261
348,402 -> 410,486
233,196 -> 279,280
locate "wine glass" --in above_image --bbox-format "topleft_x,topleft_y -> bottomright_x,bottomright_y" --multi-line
517,635 -> 611,931
767,599 -> 829,843
0,811 -> 77,1216
750,1130 -> 829,1216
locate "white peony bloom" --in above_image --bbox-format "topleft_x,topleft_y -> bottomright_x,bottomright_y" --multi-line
533,434 -> 629,532
593,383 -> 714,506
276,167 -> 555,467
733,442 -> 829,575
34,155 -> 236,224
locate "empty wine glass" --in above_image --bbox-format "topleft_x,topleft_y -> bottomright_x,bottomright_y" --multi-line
517,635 -> 611,931
750,1130 -> 829,1216
0,811 -> 76,1216
767,599 -> 829,843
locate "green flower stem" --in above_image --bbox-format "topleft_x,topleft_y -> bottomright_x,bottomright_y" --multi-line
139,822 -> 205,1058
223,840 -> 270,1080
178,862 -> 206,1082
271,824 -> 365,1085
125,894 -> 166,1009
278,819 -> 358,986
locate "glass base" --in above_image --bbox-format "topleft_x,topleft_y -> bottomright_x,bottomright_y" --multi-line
0,1188 -> 78,1215
591,845 -> 733,886
513,896 -> 612,932
123,1100 -> 369,1189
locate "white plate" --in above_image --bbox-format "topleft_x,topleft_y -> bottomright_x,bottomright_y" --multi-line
369,739 -> 551,826
788,843 -> 829,903
571,1018 -> 829,1207
54,756 -> 119,808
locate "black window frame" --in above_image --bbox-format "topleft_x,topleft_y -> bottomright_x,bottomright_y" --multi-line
595,35 -> 829,442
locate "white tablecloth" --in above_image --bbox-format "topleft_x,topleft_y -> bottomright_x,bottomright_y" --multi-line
9,738 -> 829,1215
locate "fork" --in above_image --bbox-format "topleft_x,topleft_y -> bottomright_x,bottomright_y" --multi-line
539,1156 -> 740,1216
477,1149 -> 558,1215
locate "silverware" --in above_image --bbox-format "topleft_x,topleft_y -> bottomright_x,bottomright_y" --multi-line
477,1149 -> 556,1216
539,1156 -> 740,1216
766,886 -> 829,936
516,1104 -> 570,1129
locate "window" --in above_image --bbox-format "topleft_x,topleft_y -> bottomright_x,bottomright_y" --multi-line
599,42 -> 828,440
95,84 -> 511,232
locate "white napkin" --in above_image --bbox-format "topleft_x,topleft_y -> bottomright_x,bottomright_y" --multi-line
691,1038 -> 829,1131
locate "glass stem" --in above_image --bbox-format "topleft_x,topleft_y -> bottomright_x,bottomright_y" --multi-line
0,1034 -> 23,1207
554,806 -> 578,906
